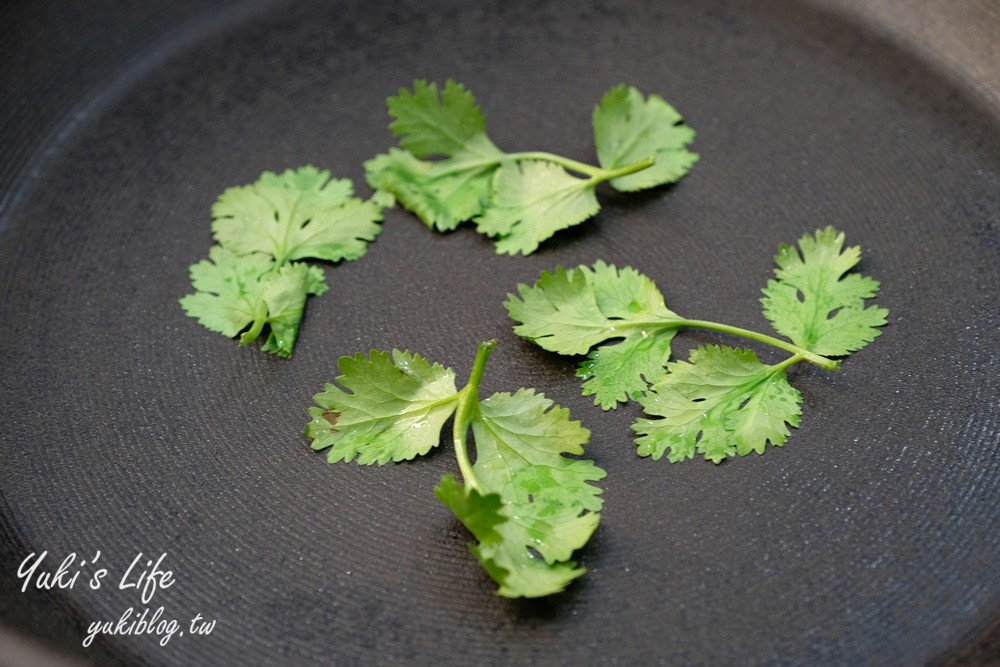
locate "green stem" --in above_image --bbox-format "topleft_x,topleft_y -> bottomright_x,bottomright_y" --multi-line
674,319 -> 840,371
771,353 -> 806,374
453,340 -> 497,493
508,152 -> 654,182
429,156 -> 503,177
592,155 -> 657,183
430,151 -> 655,182
239,300 -> 269,346
273,194 -> 301,266
612,316 -> 840,371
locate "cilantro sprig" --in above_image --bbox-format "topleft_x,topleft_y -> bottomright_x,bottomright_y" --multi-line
305,341 -> 605,597
365,80 -> 698,255
180,166 -> 388,357
505,227 -> 888,462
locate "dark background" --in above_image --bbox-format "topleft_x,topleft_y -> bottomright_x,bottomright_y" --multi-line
2,0 -> 999,665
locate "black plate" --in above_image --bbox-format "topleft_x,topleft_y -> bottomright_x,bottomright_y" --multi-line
3,1 -> 999,665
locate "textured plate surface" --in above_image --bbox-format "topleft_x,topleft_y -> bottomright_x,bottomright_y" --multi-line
2,0 -> 999,665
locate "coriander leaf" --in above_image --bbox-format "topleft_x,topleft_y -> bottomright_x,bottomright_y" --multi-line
476,531 -> 588,599
761,226 -> 889,357
183,165 -> 386,357
179,246 -> 276,339
593,84 -> 699,192
211,165 -> 384,264
475,161 -> 601,256
387,79 -> 489,158
256,263 -> 327,357
468,388 -> 604,597
306,341 -> 604,598
578,332 -> 674,409
434,474 -> 506,546
505,266 -> 612,355
588,259 -> 674,318
633,345 -> 802,464
180,247 -> 323,357
474,389 -> 603,526
505,261 -> 679,408
505,262 -> 676,353
365,139 -> 500,232
510,229 -> 886,462
368,80 -> 684,255
306,349 -> 459,464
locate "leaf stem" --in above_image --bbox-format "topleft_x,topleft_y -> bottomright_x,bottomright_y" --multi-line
453,340 -> 497,493
273,193 -> 301,266
430,151 -> 656,183
508,152 -> 654,181
239,300 -> 269,345
674,319 -> 840,371
591,156 -> 657,184
770,353 -> 806,374
603,316 -> 840,370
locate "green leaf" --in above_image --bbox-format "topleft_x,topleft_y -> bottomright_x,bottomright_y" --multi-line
761,226 -> 888,357
633,345 -> 802,464
593,84 -> 699,192
180,247 -> 323,357
430,346 -> 605,599
506,262 -> 677,353
508,230 -> 886,463
434,474 -> 506,546
180,246 -> 276,339
505,261 -> 679,407
256,263 -> 327,358
578,332 -> 674,409
370,80 -> 689,255
308,342 -> 604,598
475,161 -> 600,256
505,266 -> 613,355
184,165 -> 386,357
387,79 -> 488,158
305,350 -> 459,464
211,165 -> 384,264
365,138 -> 500,232
469,389 -> 605,597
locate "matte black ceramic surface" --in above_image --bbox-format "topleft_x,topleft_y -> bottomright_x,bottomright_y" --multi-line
2,1 -> 998,665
